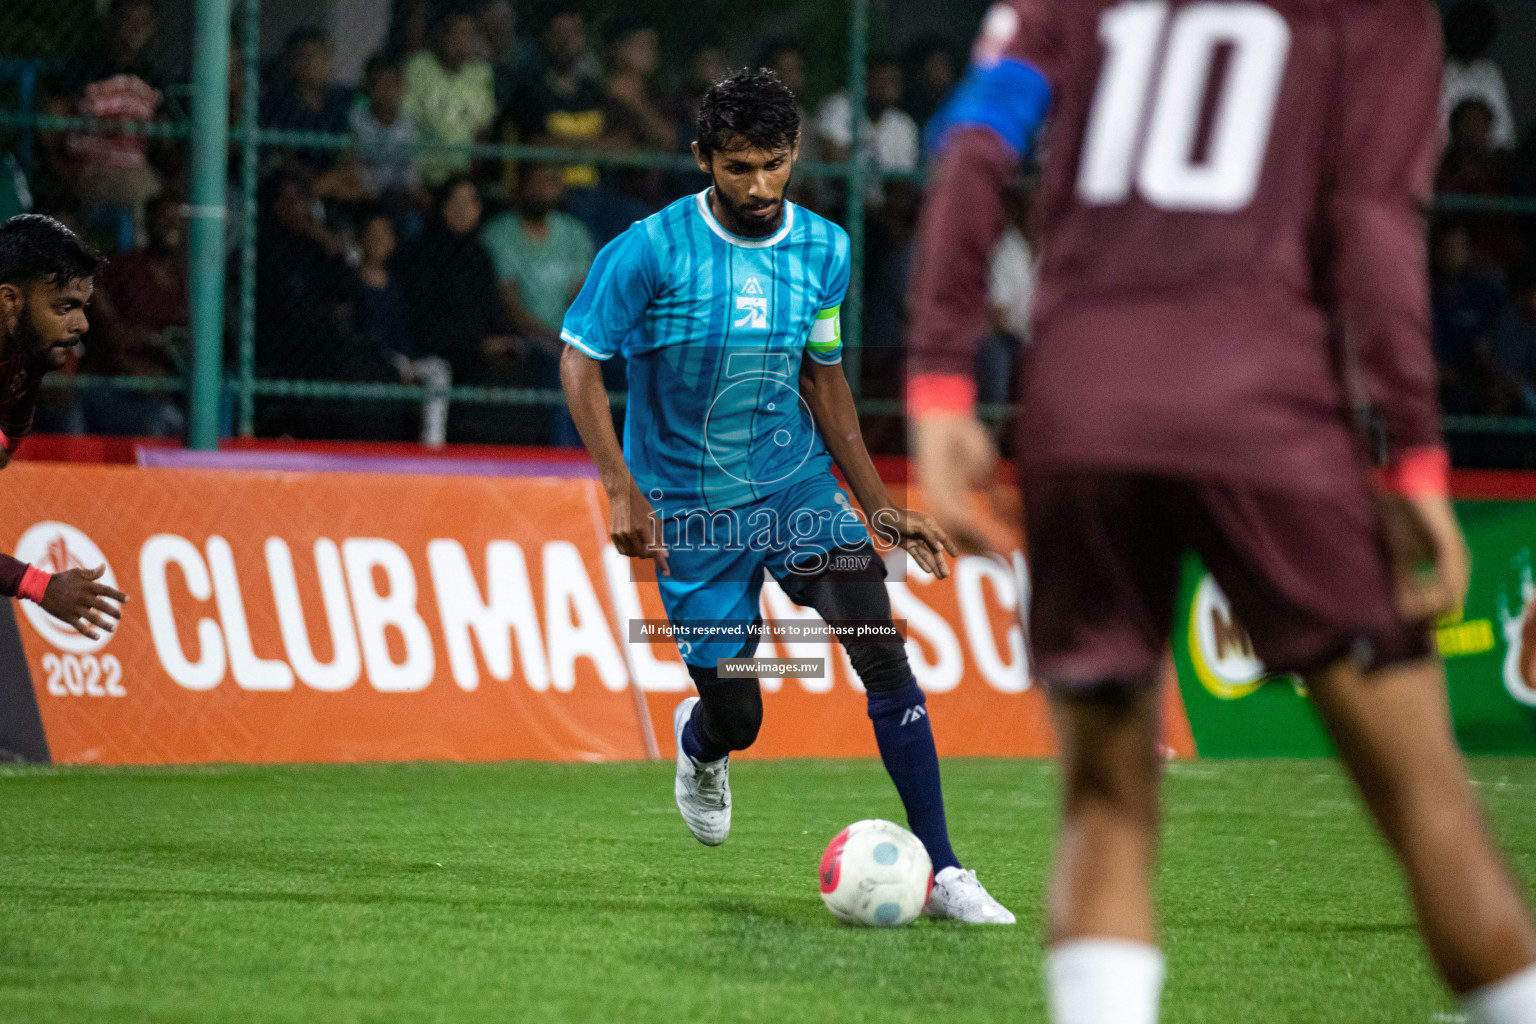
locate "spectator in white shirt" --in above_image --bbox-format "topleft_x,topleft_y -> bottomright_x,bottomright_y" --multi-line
816,55 -> 922,437
815,54 -> 920,207
1442,0 -> 1516,150
757,38 -> 819,209
351,54 -> 426,203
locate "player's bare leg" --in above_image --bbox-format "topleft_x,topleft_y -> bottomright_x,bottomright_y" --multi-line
1307,655 -> 1536,1017
1044,678 -> 1165,1024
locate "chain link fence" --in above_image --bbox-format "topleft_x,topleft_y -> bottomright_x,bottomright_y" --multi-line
4,0 -> 1536,463
1,0 -> 196,438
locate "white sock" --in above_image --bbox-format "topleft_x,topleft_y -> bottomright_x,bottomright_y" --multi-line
1045,937 -> 1164,1024
1465,963 -> 1536,1024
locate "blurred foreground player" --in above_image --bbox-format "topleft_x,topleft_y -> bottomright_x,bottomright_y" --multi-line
562,70 -> 1012,922
908,0 -> 1536,1019
0,215 -> 126,639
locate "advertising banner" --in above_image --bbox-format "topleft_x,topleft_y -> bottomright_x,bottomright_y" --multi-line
1173,500 -> 1536,756
0,464 -> 1196,765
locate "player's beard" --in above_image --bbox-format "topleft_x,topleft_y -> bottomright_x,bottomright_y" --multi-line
10,301 -> 68,371
711,173 -> 791,238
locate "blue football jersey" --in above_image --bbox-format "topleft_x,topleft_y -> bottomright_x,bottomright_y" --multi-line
561,189 -> 851,517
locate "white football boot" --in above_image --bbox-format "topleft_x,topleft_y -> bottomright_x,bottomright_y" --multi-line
924,866 -> 1017,924
673,697 -> 731,846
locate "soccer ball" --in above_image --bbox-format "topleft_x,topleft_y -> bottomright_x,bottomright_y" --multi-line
818,819 -> 933,927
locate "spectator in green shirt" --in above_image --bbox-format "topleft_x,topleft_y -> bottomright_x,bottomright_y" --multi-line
481,161 -> 597,444
403,11 -> 496,186
481,161 -> 594,354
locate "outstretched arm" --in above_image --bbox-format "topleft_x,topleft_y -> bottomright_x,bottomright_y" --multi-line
799,358 -> 955,579
560,345 -> 668,574
0,555 -> 127,639
906,33 -> 1052,554
558,223 -> 667,571
1331,1 -> 1465,624
907,127 -> 1020,554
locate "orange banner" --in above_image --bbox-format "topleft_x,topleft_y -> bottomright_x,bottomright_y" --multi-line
1,464 -> 1193,764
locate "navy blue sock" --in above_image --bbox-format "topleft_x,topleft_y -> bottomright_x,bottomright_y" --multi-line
866,679 -> 960,872
681,704 -> 729,763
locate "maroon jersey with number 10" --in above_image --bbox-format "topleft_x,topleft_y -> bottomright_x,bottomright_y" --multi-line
908,0 -> 1443,492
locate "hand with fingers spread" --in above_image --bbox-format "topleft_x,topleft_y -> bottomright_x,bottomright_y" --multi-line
1376,448 -> 1470,629
608,477 -> 671,577
874,507 -> 961,580
911,413 -> 1009,556
41,564 -> 127,640
1378,491 -> 1470,628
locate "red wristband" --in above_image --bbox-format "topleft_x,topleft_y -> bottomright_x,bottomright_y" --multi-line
18,565 -> 50,604
0,429 -> 11,452
1385,446 -> 1450,499
908,373 -> 977,418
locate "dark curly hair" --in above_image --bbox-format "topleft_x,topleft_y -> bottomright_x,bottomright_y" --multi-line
696,68 -> 800,158
0,215 -> 102,288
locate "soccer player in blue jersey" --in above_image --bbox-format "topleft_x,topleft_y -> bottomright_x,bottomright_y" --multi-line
560,69 -> 1012,923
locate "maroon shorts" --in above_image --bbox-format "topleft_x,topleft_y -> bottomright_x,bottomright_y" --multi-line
1024,471 -> 1431,687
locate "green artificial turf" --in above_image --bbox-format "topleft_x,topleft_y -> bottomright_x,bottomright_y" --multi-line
0,758 -> 1532,1023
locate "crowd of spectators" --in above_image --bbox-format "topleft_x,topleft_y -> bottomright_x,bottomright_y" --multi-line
5,0 -> 973,444
9,0 -> 1536,462
1428,1 -> 1536,464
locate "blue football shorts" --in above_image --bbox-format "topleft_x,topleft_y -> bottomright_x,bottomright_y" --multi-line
655,473 -> 873,668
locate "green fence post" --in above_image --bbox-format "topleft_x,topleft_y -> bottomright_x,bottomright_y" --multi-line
844,0 -> 868,400
186,0 -> 232,450
238,0 -> 261,437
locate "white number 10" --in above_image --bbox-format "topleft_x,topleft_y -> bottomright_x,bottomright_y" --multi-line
1077,0 -> 1290,212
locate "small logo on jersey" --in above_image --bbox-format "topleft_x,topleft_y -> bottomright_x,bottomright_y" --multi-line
14,522 -> 118,654
734,277 -> 768,330
900,705 -> 928,726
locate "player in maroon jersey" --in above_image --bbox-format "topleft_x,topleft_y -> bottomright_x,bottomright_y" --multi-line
907,0 -> 1536,1020
0,214 -> 127,640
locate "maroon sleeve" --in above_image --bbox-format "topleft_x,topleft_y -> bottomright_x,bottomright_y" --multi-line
907,126 -> 1018,383
1330,0 -> 1444,457
0,553 -> 29,599
0,359 -> 43,450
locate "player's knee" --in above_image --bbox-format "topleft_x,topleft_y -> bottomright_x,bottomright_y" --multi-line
850,641 -> 912,693
1050,680 -> 1162,815
697,683 -> 762,751
780,553 -> 890,613
712,695 -> 763,751
689,655 -> 764,752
